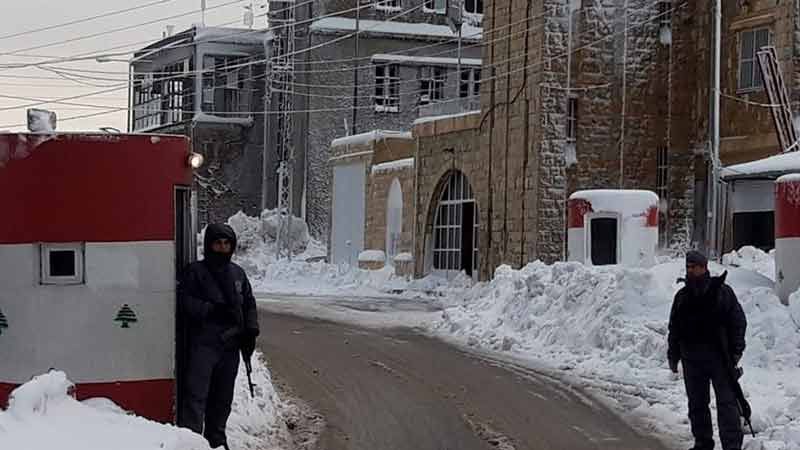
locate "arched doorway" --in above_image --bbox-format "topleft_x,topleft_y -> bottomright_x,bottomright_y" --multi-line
386,178 -> 403,260
431,171 -> 479,276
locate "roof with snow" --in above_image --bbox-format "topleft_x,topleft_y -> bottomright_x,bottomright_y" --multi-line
331,130 -> 412,148
722,151 -> 800,180
569,189 -> 659,217
134,25 -> 269,57
309,18 -> 482,42
372,54 -> 481,67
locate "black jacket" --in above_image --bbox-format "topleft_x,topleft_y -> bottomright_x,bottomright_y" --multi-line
668,272 -> 746,364
178,224 -> 259,349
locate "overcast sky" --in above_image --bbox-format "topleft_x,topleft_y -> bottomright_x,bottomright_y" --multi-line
0,0 -> 259,132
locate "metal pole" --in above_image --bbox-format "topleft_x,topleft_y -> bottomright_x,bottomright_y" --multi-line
261,44 -> 271,212
127,63 -> 133,132
457,25 -> 462,98
351,3 -> 360,135
708,0 -> 722,258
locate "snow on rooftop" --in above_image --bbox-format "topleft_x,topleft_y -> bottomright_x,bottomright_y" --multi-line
722,151 -> 800,179
372,54 -> 481,66
310,17 -> 483,41
777,173 -> 800,183
413,110 -> 480,126
359,250 -> 386,263
192,113 -> 254,126
569,189 -> 659,217
193,25 -> 272,45
371,157 -> 414,174
331,130 -> 412,148
394,252 -> 414,262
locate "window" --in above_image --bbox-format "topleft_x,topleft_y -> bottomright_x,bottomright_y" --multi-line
202,55 -> 252,115
132,59 -> 193,131
432,171 -> 479,277
656,146 -> 669,203
40,243 -> 84,285
465,0 -> 482,14
424,0 -> 445,13
657,0 -> 672,27
375,0 -> 401,10
733,211 -> 774,251
420,66 -> 446,105
739,28 -> 770,91
566,96 -> 578,143
374,64 -> 400,113
459,68 -> 481,98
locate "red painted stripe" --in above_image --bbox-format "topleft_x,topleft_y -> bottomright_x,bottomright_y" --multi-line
646,206 -> 659,228
0,379 -> 175,423
0,134 -> 192,244
776,180 -> 800,238
568,198 -> 593,228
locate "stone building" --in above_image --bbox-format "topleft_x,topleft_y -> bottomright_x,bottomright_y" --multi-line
328,130 -> 416,271
291,0 -> 485,239
129,26 -> 271,227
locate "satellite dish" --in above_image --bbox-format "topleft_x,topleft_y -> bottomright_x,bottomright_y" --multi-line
27,109 -> 57,133
446,0 -> 463,33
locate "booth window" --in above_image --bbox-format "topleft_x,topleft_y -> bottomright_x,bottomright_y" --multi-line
41,243 -> 84,285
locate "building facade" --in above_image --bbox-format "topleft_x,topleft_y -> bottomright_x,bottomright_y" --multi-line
291,0 -> 484,239
130,26 -> 271,227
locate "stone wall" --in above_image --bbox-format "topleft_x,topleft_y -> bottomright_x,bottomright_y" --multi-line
303,27 -> 482,241
413,113 -> 487,278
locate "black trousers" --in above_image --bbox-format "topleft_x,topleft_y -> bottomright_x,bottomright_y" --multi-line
179,343 -> 240,449
683,357 -> 743,450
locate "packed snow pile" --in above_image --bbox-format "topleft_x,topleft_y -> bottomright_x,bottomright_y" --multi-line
227,351 -> 293,450
0,354 -> 290,450
433,258 -> 800,449
223,210 -> 468,297
0,372 -> 211,450
723,246 -> 776,281
201,210 -> 326,279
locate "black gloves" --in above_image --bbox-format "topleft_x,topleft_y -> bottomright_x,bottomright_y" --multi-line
669,359 -> 679,374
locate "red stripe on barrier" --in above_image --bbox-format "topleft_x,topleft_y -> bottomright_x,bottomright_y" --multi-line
776,180 -> 800,239
568,199 -> 593,228
0,378 -> 175,423
646,206 -> 659,228
0,134 -> 192,244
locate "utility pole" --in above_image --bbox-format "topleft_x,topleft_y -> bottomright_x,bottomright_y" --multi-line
351,2 -> 361,135
706,0 -> 722,258
271,0 -> 297,260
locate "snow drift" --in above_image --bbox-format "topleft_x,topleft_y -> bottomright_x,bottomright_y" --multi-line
0,353 -> 289,450
433,259 -> 800,449
0,371 -> 210,450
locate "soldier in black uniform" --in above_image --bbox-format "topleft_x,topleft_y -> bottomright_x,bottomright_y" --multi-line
668,250 -> 747,450
177,224 -> 259,450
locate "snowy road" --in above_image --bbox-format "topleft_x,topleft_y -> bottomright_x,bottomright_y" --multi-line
257,309 -> 670,450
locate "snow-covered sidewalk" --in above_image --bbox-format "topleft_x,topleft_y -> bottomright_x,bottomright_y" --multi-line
0,352 -> 291,450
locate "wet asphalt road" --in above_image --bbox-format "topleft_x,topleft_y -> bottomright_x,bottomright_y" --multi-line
257,309 -> 671,450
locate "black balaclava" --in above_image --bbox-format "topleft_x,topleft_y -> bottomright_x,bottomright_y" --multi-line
203,223 -> 237,269
685,250 -> 711,296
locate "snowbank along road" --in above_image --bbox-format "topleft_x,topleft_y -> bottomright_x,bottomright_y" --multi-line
258,309 -> 671,450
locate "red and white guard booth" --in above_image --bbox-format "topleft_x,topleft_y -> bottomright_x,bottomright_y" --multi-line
567,190 -> 659,267
775,174 -> 800,304
0,133 -> 197,422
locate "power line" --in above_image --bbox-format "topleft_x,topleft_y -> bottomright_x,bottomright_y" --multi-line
0,0 -> 682,116
0,0 -> 176,42
0,0 -> 246,59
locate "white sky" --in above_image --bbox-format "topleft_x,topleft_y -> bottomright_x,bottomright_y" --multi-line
0,0 -> 261,132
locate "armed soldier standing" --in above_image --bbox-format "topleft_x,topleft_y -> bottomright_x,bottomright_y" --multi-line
668,250 -> 747,450
178,224 -> 259,450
